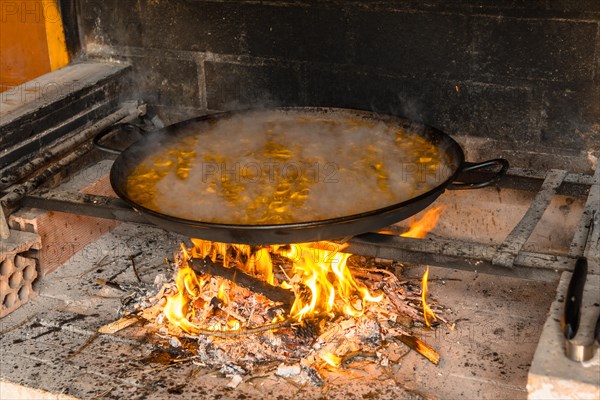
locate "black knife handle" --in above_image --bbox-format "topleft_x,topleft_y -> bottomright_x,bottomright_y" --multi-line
563,257 -> 588,340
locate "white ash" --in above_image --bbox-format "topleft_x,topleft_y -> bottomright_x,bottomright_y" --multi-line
276,363 -> 302,377
356,317 -> 383,347
153,273 -> 168,290
225,374 -> 243,390
220,363 -> 246,377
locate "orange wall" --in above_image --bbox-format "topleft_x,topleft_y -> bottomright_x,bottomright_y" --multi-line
0,0 -> 68,92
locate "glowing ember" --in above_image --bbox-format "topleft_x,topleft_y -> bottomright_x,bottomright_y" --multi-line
421,266 -> 437,327
163,239 -> 383,332
400,205 -> 444,239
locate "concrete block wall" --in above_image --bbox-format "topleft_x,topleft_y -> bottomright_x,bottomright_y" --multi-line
74,0 -> 599,169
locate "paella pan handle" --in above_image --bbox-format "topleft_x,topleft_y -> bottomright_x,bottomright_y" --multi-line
93,123 -> 147,155
447,158 -> 509,190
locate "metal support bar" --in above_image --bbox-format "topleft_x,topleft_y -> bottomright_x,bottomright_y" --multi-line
508,167 -> 595,186
20,191 -> 584,281
347,233 -> 575,282
16,164 -> 598,281
21,192 -> 150,225
585,212 -> 599,262
492,169 -> 568,268
459,167 -> 592,197
569,167 -> 600,261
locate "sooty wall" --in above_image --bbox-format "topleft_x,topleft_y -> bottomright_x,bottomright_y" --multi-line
72,0 -> 599,171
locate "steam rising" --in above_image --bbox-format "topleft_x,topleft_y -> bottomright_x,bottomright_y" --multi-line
125,109 -> 454,224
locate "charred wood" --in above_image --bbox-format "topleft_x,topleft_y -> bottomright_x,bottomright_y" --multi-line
189,257 -> 295,307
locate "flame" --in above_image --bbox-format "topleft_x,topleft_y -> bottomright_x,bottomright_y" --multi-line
278,243 -> 382,322
400,206 -> 444,327
421,266 -> 437,327
248,248 -> 275,285
162,239 -> 383,332
163,249 -> 207,333
321,352 -> 342,368
400,205 -> 444,239
217,281 -> 229,305
163,209 -> 444,333
396,206 -> 443,327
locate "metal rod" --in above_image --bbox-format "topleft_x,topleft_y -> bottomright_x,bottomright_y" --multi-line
21,192 -> 150,225
492,169 -> 568,268
20,190 -> 588,280
569,167 -> 600,258
0,102 -> 141,190
459,167 -> 591,197
346,233 -> 571,282
19,190 -> 575,281
584,210 -> 599,262
508,167 -> 595,186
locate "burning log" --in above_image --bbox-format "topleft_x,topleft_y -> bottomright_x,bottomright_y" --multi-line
189,257 -> 295,307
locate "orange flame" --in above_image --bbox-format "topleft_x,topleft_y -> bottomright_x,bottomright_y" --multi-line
163,249 -> 206,333
162,239 -> 383,332
421,266 -> 437,327
278,243 -> 382,322
398,206 -> 443,327
321,352 -> 342,367
400,205 -> 444,239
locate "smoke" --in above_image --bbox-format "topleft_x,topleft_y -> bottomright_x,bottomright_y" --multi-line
129,109 -> 455,224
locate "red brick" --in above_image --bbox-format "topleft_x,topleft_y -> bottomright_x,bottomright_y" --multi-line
9,175 -> 119,275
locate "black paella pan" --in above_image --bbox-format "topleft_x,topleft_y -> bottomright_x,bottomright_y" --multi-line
95,107 -> 508,244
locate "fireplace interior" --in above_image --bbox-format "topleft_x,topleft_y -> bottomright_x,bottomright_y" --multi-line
1,1 -> 599,399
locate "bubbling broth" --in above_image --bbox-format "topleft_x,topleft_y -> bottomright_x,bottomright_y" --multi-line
125,110 -> 453,224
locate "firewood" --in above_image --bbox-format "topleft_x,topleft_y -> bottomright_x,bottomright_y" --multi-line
381,286 -> 421,320
190,257 -> 295,306
95,278 -> 126,292
98,315 -> 140,334
396,334 -> 440,365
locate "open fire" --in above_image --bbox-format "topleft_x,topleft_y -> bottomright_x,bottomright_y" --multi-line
120,205 -> 447,382
163,206 -> 443,336
163,240 -> 385,333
